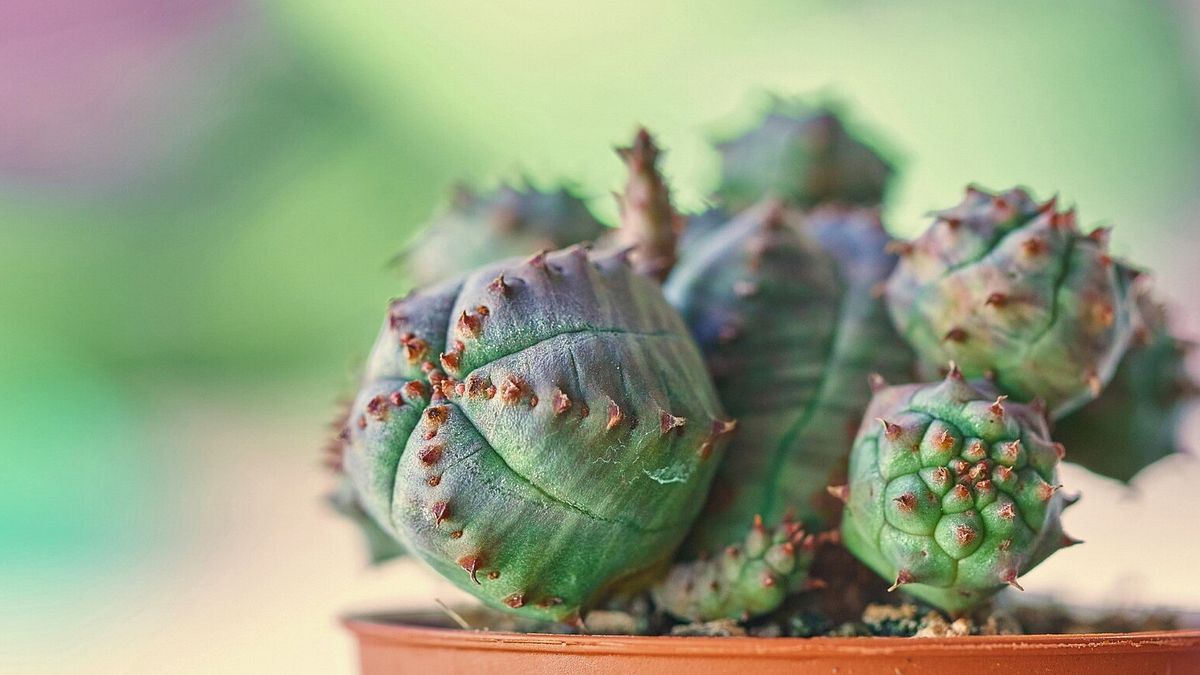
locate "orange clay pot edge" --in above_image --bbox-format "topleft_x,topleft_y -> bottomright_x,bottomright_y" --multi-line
343,614 -> 1200,657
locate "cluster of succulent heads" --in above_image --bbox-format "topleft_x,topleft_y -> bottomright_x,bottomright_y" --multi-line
324,97 -> 1195,628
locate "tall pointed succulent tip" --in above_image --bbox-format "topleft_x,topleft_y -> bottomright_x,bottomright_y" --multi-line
885,184 -> 1140,419
839,376 -> 1076,614
611,127 -> 682,282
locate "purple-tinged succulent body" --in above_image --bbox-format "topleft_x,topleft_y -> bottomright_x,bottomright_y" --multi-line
339,246 -> 731,622
885,186 -> 1139,419
656,204 -> 913,620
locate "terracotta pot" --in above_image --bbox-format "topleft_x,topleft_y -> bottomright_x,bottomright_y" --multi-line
344,611 -> 1200,674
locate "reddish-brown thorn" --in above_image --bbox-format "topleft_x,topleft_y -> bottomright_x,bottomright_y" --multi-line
456,311 -> 482,338
946,361 -> 963,380
990,395 -> 1008,417
365,395 -> 390,421
458,555 -> 482,584
942,327 -> 968,343
489,274 -> 511,296
527,250 -> 549,270
431,501 -> 450,526
660,412 -> 686,434
888,570 -> 914,592
997,502 -> 1017,520
552,388 -> 571,415
499,376 -> 523,405
827,485 -> 850,504
985,292 -> 1008,308
439,352 -> 461,373
877,418 -> 903,441
934,428 -> 955,451
1001,568 -> 1024,591
711,419 -> 738,436
419,445 -> 443,466
403,381 -> 426,400
606,400 -> 623,430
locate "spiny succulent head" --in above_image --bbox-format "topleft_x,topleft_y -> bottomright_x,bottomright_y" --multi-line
839,368 -> 1078,613
666,203 -> 914,538
885,185 -> 1139,418
338,246 -> 731,622
653,516 -> 830,621
397,181 -> 606,287
658,203 -> 914,621
713,100 -> 893,211
1052,287 -> 1198,482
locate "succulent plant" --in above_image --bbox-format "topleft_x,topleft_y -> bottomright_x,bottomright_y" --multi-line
836,365 -> 1079,613
328,93 -> 1178,634
335,245 -> 733,623
885,186 -> 1140,419
653,516 -> 829,621
655,203 -> 914,621
1053,289 -> 1197,482
714,101 -> 894,211
395,182 -> 607,287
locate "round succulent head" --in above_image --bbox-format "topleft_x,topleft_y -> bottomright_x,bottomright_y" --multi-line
885,185 -> 1139,418
714,101 -> 893,210
338,246 -> 731,622
1053,289 -> 1198,482
838,366 -> 1078,613
397,182 -> 607,287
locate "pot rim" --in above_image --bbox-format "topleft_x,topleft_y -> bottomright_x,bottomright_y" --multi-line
344,612 -> 1200,657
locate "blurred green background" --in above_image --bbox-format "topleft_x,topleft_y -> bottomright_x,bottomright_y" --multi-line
4,1 -> 1199,672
